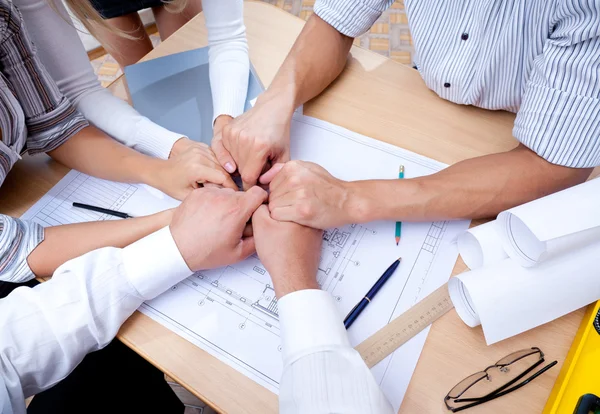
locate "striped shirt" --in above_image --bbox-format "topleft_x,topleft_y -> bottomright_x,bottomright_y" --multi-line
314,0 -> 600,168
0,0 -> 88,283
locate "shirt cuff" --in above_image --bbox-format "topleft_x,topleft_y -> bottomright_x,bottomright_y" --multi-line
513,83 -> 600,168
210,63 -> 249,124
314,0 -> 386,38
122,226 -> 192,300
278,289 -> 350,363
134,118 -> 187,160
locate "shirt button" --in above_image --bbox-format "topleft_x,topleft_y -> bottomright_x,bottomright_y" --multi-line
461,33 -> 469,41
444,82 -> 451,88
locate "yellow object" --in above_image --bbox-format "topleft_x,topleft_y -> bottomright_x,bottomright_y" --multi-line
543,301 -> 600,414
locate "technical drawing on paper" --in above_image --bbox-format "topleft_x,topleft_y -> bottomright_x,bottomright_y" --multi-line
21,114 -> 470,410
140,218 -> 453,393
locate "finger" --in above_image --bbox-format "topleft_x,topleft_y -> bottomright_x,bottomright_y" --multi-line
268,170 -> 295,200
242,223 -> 253,238
268,190 -> 298,211
259,163 -> 285,185
221,173 -> 238,190
269,205 -> 298,224
192,165 -> 231,187
236,236 -> 256,261
212,133 -> 237,173
203,182 -> 223,189
238,186 -> 268,222
252,204 -> 271,227
241,152 -> 269,191
274,146 -> 291,164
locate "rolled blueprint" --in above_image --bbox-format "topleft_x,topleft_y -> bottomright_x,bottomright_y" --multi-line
448,239 -> 600,345
457,221 -> 508,269
495,178 -> 600,267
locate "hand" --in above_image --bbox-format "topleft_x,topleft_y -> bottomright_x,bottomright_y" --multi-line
170,186 -> 268,271
263,161 -> 355,229
211,93 -> 294,190
252,205 -> 322,298
152,138 -> 237,200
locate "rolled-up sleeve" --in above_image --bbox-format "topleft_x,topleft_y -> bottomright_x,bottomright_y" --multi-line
0,215 -> 44,283
0,1 -> 87,155
314,0 -> 394,38
513,2 -> 600,168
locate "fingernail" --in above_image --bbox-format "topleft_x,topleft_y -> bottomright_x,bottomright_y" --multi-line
225,162 -> 235,173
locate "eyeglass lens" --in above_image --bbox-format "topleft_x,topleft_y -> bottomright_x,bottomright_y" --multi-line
446,348 -> 544,409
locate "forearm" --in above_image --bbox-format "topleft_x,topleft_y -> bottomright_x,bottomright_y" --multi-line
27,210 -> 172,277
264,14 -> 353,111
0,227 -> 190,406
349,145 -> 593,222
48,125 -> 165,185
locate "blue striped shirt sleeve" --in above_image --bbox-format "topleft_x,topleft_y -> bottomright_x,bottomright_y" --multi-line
314,0 -> 394,38
513,0 -> 600,168
0,215 -> 44,283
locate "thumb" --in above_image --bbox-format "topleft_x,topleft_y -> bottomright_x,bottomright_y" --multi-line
238,186 -> 268,222
274,146 -> 290,164
212,133 -> 237,174
252,204 -> 271,226
259,163 -> 284,185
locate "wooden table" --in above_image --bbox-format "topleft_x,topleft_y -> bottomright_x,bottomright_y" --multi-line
0,2 -> 589,413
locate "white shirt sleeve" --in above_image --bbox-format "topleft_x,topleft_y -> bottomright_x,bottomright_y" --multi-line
0,227 -> 191,414
277,289 -> 394,414
15,0 -> 185,159
203,0 -> 250,123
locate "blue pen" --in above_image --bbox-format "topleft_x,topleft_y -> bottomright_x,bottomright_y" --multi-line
344,257 -> 402,329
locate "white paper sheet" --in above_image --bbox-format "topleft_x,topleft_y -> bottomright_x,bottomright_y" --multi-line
448,239 -> 600,344
21,114 -> 469,411
457,221 -> 507,269
496,178 -> 600,267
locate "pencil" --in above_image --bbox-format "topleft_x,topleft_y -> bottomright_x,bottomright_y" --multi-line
395,165 -> 404,245
72,202 -> 131,219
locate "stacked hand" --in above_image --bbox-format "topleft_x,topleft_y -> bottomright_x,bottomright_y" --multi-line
211,93 -> 293,190
170,186 -> 267,271
151,137 -> 238,201
261,160 -> 355,229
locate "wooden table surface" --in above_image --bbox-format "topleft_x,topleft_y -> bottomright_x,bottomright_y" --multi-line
0,2 -> 588,413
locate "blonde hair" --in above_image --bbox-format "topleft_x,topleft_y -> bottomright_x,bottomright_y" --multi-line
61,0 -> 188,39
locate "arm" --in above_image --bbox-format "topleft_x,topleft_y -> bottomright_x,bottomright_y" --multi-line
203,0 -> 249,126
212,14 -> 354,186
47,125 -> 236,199
15,0 -> 184,159
0,227 -> 191,413
266,5 -> 600,227
0,210 -> 171,283
0,186 -> 266,413
265,148 -> 592,229
252,206 -> 393,413
350,146 -> 592,222
27,209 -> 172,278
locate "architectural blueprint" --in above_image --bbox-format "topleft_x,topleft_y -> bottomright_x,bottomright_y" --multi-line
21,114 -> 470,411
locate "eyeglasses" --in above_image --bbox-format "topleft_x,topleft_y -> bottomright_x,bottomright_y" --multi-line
444,347 -> 557,412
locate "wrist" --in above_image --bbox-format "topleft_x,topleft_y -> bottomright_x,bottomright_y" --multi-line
260,85 -> 297,118
272,270 -> 319,299
169,137 -> 192,159
344,181 -> 378,223
140,157 -> 170,191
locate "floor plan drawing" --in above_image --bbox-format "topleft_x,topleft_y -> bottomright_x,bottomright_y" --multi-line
21,114 -> 471,411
